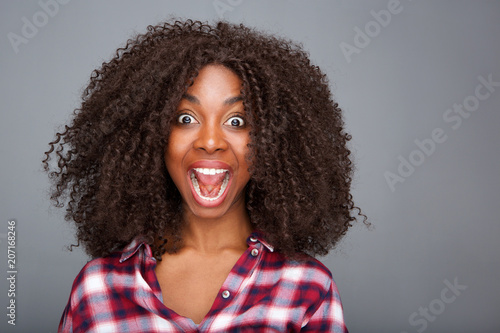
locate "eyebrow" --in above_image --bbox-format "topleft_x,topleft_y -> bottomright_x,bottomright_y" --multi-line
182,94 -> 243,105
223,96 -> 243,105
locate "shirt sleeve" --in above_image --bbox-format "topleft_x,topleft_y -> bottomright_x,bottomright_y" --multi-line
300,279 -> 349,333
58,299 -> 74,333
57,261 -> 92,333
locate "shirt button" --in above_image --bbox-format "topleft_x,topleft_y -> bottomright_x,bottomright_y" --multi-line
251,249 -> 259,257
222,290 -> 230,299
249,237 -> 257,242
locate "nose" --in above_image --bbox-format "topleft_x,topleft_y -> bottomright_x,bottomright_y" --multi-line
193,122 -> 228,154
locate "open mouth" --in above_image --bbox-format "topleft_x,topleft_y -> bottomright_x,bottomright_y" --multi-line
189,168 -> 230,202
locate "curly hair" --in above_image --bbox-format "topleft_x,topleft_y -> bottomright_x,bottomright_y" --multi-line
43,19 -> 365,260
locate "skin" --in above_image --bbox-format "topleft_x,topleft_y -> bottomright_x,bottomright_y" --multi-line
155,64 -> 253,324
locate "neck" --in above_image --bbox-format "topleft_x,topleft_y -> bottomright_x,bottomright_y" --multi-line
179,201 -> 253,254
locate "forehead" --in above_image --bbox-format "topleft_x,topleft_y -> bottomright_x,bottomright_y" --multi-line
177,65 -> 245,112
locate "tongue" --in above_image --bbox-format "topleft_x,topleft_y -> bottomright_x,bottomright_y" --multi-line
194,171 -> 226,197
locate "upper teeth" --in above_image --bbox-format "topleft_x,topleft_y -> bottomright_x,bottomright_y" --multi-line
193,168 -> 227,175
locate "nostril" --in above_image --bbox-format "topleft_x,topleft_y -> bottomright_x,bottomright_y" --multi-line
194,130 -> 228,153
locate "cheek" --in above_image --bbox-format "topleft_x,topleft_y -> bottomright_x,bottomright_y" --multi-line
164,132 -> 185,174
233,132 -> 252,170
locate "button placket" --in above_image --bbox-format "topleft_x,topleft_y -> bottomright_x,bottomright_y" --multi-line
216,237 -> 262,307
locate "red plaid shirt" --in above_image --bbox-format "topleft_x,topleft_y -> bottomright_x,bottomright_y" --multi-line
58,232 -> 348,332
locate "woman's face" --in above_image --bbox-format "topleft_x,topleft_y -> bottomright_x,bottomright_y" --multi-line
165,64 -> 251,220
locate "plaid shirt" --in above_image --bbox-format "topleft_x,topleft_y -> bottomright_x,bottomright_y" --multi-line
58,232 -> 348,332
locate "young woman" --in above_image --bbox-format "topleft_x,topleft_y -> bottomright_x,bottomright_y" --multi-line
45,19 -> 364,332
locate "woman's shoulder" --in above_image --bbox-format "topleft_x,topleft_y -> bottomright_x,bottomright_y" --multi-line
269,250 -> 335,286
73,252 -> 120,281
70,237 -> 150,288
252,231 -> 336,287
257,247 -> 345,319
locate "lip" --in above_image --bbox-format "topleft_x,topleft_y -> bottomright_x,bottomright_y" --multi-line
188,160 -> 234,174
187,160 -> 234,207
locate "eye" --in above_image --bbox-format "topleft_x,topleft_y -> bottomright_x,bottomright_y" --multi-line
177,114 -> 197,124
225,116 -> 245,127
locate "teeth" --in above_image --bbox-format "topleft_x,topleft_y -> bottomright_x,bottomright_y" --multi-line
193,168 -> 227,175
190,172 -> 230,201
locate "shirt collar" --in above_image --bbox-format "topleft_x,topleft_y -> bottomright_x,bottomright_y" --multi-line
248,230 -> 275,252
119,236 -> 150,263
118,230 -> 275,263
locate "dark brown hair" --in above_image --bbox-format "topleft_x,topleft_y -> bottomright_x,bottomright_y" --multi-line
43,19 -> 365,260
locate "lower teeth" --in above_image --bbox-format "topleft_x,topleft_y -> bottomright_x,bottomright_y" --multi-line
191,173 -> 229,201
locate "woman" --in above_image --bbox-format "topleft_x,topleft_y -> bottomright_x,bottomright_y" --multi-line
45,19 -> 364,332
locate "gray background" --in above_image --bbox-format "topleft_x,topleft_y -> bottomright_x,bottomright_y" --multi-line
1,0 -> 499,332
